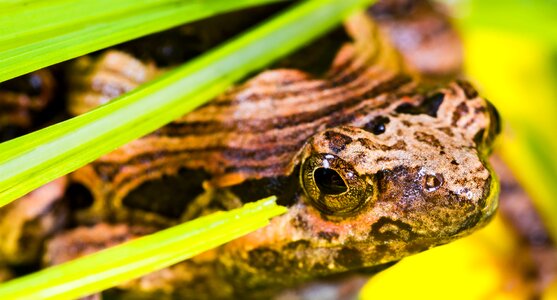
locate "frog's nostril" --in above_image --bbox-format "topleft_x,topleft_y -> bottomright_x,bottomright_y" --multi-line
424,174 -> 443,191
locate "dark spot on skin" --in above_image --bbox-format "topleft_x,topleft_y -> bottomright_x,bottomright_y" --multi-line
439,150 -> 445,155
324,131 -> 353,153
456,80 -> 479,99
451,101 -> 469,126
475,107 -> 486,114
395,93 -> 445,117
451,159 -> 459,166
390,140 -> 407,151
414,131 -> 443,149
318,231 -> 340,242
248,248 -> 281,269
283,240 -> 310,251
337,126 -> 360,135
291,214 -> 309,230
438,127 -> 454,137
336,247 -> 363,268
373,244 -> 390,259
375,156 -> 393,163
370,217 -> 417,242
358,138 -> 406,152
363,116 -> 390,135
357,137 -> 374,150
354,151 -> 367,164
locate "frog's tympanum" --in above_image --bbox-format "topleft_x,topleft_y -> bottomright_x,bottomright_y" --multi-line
3,5 -> 502,300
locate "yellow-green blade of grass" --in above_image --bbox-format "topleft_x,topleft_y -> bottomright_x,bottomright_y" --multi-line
0,0 -> 287,83
0,197 -> 287,300
0,0 -> 374,206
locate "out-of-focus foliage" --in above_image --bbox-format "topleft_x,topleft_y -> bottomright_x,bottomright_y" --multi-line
362,0 -> 557,298
0,0 -> 286,83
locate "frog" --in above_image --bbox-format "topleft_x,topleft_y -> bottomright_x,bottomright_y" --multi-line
34,9 -> 502,299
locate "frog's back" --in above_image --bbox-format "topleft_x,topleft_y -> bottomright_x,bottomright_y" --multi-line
70,14 -> 412,220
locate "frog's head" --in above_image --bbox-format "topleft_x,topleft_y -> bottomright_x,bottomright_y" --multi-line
221,83 -> 500,284
293,83 -> 500,266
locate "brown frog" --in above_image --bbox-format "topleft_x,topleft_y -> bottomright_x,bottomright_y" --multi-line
38,9 -> 502,299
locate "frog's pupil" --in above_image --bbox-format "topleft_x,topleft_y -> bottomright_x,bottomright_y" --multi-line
314,168 -> 348,195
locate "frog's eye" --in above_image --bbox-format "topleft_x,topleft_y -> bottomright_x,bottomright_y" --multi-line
300,153 -> 373,216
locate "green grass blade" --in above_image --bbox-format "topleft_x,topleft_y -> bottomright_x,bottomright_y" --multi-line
0,0 -> 287,83
0,0 -> 374,206
0,197 -> 287,300
446,0 -> 557,46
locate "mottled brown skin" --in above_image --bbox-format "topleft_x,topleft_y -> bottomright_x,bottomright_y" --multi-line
46,11 -> 499,300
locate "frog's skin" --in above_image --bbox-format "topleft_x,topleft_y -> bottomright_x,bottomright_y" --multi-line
41,12 -> 503,299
